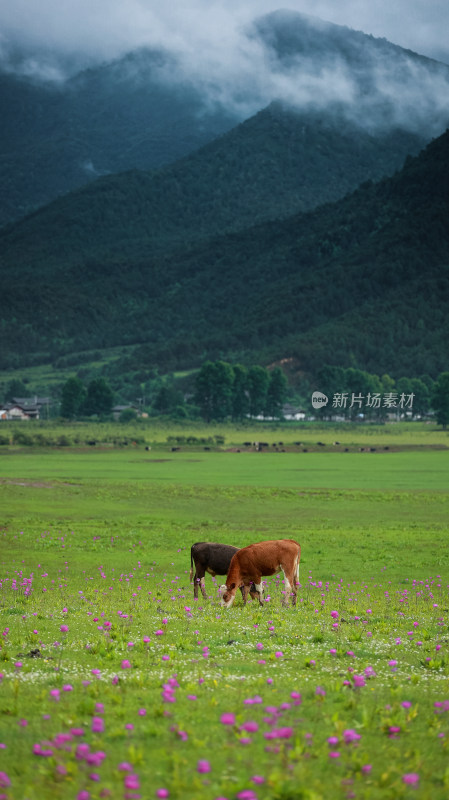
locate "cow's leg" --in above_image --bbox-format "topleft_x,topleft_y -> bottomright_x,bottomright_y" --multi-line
249,581 -> 262,603
280,566 -> 292,607
253,582 -> 264,606
282,565 -> 297,607
241,584 -> 250,605
193,566 -> 206,599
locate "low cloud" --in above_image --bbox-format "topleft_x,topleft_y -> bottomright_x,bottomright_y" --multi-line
1,1 -> 449,136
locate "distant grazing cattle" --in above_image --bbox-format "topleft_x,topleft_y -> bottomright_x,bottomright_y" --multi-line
190,542 -> 257,601
219,539 -> 301,609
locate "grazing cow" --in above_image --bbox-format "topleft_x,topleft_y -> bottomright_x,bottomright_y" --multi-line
219,539 -> 301,609
190,542 -> 257,601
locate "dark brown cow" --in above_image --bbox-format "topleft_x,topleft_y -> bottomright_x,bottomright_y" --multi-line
219,539 -> 301,608
190,542 -> 257,601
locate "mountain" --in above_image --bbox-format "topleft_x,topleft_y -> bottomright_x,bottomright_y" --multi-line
0,102 -> 428,273
1,9 -> 449,226
1,126 -> 448,377
0,48 -> 240,227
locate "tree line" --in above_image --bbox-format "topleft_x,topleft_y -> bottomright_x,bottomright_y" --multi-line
194,361 -> 288,422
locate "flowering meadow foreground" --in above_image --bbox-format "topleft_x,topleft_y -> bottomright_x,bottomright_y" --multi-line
1,550 -> 448,800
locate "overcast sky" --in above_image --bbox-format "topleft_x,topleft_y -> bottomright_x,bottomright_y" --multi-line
1,0 -> 448,66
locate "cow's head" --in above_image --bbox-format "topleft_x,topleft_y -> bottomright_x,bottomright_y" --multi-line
219,583 -> 236,608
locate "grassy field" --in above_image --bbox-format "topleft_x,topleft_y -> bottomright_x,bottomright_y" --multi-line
0,422 -> 448,799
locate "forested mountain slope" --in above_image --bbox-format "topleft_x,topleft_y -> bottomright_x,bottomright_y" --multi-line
1,127 -> 448,376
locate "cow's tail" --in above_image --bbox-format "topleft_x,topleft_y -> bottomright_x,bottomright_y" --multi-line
189,546 -> 194,582
295,543 -> 301,583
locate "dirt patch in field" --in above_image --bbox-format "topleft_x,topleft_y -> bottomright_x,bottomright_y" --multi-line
0,479 -> 74,489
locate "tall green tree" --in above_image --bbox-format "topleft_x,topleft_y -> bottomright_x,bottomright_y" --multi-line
195,361 -> 234,421
247,365 -> 270,418
231,364 -> 249,421
265,367 -> 288,419
83,378 -> 114,417
60,376 -> 86,419
432,372 -> 449,429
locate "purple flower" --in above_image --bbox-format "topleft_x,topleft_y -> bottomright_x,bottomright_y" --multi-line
0,774 -> 10,789
121,660 -> 132,669
197,760 -> 211,774
124,774 -> 140,790
156,791 -> 169,799
60,624 -> 69,633
343,729 -> 361,744
92,717 -> 104,733
220,713 -> 235,725
241,721 -> 258,733
402,773 -> 419,785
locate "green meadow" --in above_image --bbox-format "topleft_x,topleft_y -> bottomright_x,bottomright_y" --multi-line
0,422 -> 448,799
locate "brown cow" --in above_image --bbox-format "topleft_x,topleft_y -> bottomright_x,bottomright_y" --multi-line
219,539 -> 301,609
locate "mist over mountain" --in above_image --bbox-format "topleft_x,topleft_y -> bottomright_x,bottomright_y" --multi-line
1,10 -> 449,226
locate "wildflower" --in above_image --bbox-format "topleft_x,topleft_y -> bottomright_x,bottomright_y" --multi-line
124,774 -> 139,789
241,721 -> 258,733
63,684 -> 73,692
402,701 -> 412,709
330,610 -> 339,619
353,675 -> 366,688
121,660 -> 132,669
220,713 -> 235,725
0,774 -> 10,788
156,791 -> 169,799
343,729 -> 361,744
252,776 -> 265,784
138,709 -> 146,716
361,765 -> 372,774
92,717 -> 104,733
327,736 -> 339,747
162,655 -> 170,661
197,760 -> 211,773
402,774 -> 419,785
60,624 -> 69,633
50,689 -> 60,702
329,751 -> 340,758
315,686 -> 326,696
76,744 -> 90,760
